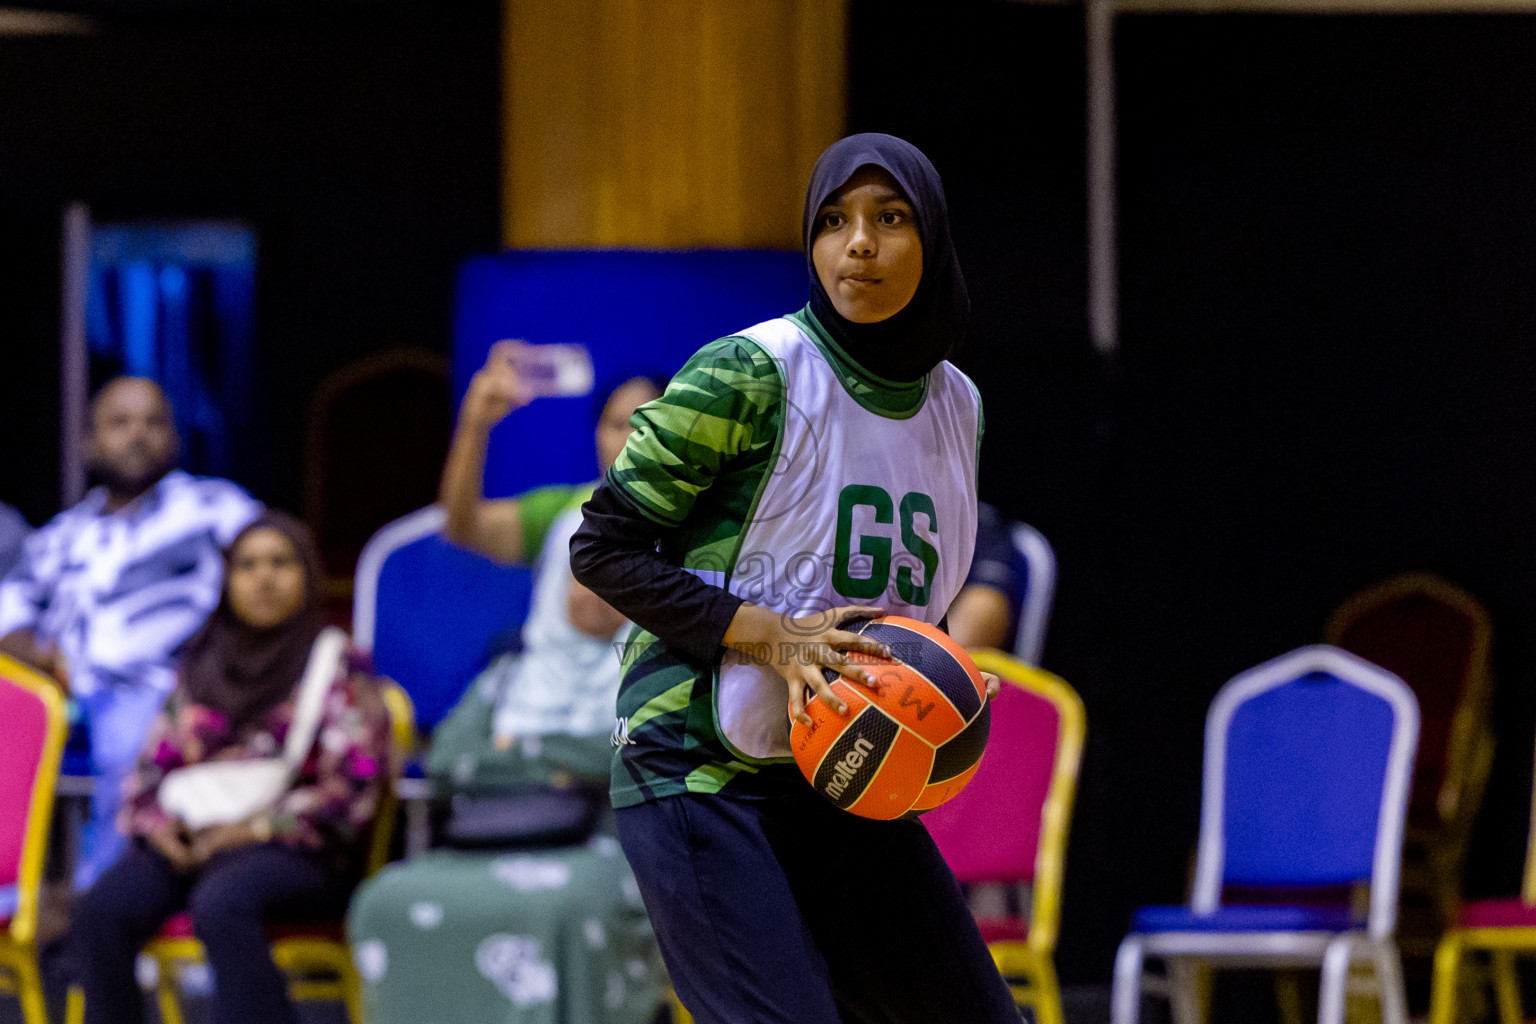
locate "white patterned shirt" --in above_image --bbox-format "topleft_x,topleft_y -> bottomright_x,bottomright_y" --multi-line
0,471 -> 260,697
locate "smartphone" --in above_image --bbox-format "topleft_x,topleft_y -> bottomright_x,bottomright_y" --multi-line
503,342 -> 594,398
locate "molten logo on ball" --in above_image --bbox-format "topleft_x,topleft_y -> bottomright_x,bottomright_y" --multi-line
790,616 -> 991,819
823,736 -> 876,800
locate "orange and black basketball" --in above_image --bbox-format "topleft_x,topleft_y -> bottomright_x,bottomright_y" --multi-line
790,615 -> 991,820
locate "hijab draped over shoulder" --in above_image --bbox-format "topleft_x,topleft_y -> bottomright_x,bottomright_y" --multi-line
178,511 -> 327,735
803,132 -> 970,384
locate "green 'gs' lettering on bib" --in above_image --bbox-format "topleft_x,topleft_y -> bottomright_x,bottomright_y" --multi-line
831,484 -> 941,607
833,484 -> 894,599
897,490 -> 939,606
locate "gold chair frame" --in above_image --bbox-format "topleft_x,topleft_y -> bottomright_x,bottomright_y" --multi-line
970,650 -> 1087,1024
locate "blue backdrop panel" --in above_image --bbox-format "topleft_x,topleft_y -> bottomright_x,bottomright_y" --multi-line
452,250 -> 808,499
88,223 -> 257,480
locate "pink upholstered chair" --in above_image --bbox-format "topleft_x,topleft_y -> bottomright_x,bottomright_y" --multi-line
923,650 -> 1086,1024
1427,723 -> 1536,1024
0,654 -> 68,1024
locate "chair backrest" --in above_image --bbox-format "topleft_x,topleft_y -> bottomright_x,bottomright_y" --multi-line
1191,645 -> 1419,939
353,506 -> 533,733
0,655 -> 67,945
363,682 -> 416,877
304,348 -> 453,590
1325,572 -> 1492,824
924,651 -> 1085,951
1010,522 -> 1057,665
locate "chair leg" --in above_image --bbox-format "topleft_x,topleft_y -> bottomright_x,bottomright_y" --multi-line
1319,934 -> 1358,1024
155,962 -> 187,1024
1491,950 -> 1522,1024
1370,940 -> 1407,1024
13,956 -> 48,1024
1028,949 -> 1065,1024
1427,931 -> 1465,1024
1168,957 -> 1204,1024
1111,935 -> 1147,1024
669,986 -> 695,1024
1195,960 -> 1215,1023
64,984 -> 85,1024
1274,970 -> 1307,1024
340,962 -> 365,1024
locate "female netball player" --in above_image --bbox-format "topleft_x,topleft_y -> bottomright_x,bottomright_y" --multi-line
571,133 -> 1019,1023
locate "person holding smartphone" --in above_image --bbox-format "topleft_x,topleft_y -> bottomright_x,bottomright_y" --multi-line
346,353 -> 668,1024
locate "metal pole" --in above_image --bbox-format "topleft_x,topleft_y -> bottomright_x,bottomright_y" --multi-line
60,202 -> 91,507
1086,0 -> 1119,355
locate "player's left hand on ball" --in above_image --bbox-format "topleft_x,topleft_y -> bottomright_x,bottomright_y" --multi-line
981,671 -> 1000,700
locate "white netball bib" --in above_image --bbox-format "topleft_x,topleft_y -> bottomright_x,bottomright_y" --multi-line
710,318 -> 980,762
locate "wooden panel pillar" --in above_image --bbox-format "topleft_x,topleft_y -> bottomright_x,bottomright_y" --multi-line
503,0 -> 847,250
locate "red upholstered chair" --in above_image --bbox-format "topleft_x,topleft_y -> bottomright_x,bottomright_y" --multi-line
0,655 -> 68,1024
1325,573 -> 1494,952
1427,727 -> 1536,1024
923,650 -> 1086,1024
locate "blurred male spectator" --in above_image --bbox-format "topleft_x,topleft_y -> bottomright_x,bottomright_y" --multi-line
0,377 -> 260,888
0,501 -> 29,579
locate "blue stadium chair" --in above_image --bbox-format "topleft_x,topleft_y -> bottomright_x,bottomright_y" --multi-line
353,506 -> 532,736
1111,645 -> 1419,1024
1010,521 -> 1056,665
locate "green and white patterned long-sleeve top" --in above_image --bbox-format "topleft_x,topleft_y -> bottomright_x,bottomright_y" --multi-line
587,305 -> 982,808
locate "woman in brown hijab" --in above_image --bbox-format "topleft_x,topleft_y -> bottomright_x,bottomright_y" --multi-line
72,513 -> 392,1024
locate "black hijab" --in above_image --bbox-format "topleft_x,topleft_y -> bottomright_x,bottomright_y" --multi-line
179,511 -> 327,735
803,133 -> 970,384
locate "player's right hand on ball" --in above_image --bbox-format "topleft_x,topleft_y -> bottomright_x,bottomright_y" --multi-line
784,605 -> 897,726
460,340 -> 531,431
781,605 -> 895,726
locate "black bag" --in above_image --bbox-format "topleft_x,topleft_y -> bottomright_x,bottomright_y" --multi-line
439,787 -> 603,849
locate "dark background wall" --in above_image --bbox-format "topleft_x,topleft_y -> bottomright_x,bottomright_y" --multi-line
1111,7 -> 1536,958
0,0 -> 500,526
851,0 -> 1536,987
4,0 -> 1535,991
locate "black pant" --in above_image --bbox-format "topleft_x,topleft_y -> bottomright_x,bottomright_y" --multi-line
616,790 -> 1022,1024
72,839 -> 351,1024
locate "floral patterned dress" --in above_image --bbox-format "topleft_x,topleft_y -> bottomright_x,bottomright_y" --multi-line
121,646 -> 392,869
